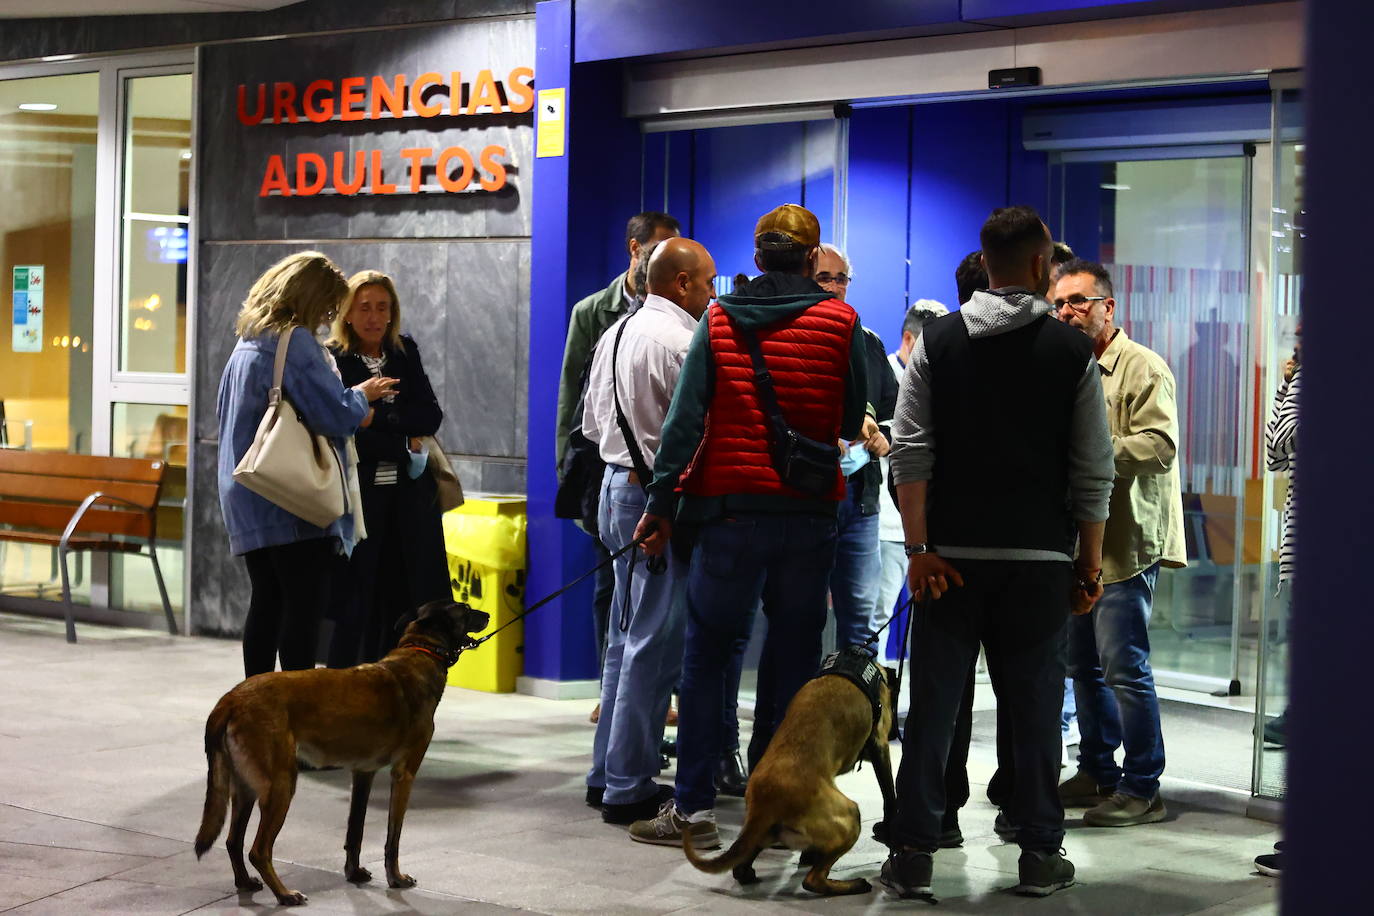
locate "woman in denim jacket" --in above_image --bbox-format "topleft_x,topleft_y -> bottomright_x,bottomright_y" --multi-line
217,251 -> 396,677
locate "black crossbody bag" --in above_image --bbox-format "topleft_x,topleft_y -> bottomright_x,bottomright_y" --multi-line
738,326 -> 841,497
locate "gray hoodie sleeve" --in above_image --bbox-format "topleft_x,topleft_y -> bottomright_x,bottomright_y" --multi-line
1070,358 -> 1115,522
888,335 -> 935,485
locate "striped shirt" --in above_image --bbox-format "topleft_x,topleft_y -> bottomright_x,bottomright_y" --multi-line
1265,365 -> 1300,582
360,351 -> 399,487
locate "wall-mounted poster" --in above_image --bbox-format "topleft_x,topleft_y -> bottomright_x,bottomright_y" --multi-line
11,265 -> 44,353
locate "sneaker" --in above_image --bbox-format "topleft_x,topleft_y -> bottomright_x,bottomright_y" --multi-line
1083,792 -> 1166,827
1255,852 -> 1282,877
585,785 -> 604,809
602,784 -> 674,825
715,751 -> 748,797
1015,849 -> 1076,896
1058,770 -> 1115,807
1263,714 -> 1287,747
879,848 -> 933,898
628,802 -> 720,848
993,809 -> 1019,843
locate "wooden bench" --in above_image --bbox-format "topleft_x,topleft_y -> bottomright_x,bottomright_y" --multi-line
0,450 -> 178,642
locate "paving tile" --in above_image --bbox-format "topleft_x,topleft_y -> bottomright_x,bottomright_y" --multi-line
0,874 -> 80,912
0,807 -> 184,858
1,878 -> 225,915
0,841 -> 158,884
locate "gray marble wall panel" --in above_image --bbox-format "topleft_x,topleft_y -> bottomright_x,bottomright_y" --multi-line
198,19 -> 534,243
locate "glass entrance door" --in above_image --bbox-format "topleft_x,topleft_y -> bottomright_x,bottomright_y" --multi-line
1051,148 -> 1262,696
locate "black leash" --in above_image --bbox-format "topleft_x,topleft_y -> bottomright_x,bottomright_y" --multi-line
472,531 -> 656,646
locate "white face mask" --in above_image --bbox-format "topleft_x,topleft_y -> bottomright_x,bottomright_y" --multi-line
406,441 -> 430,479
839,439 -> 872,478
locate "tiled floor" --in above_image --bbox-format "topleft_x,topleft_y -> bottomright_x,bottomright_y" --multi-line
0,612 -> 1279,914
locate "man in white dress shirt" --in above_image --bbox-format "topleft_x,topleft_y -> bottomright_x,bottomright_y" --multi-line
581,238 -> 717,825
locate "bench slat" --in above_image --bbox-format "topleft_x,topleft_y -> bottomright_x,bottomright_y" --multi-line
0,530 -> 146,552
0,473 -> 159,509
0,501 -> 152,539
0,450 -> 165,484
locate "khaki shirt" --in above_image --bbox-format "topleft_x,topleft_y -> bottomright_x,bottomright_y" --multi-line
1098,328 -> 1188,584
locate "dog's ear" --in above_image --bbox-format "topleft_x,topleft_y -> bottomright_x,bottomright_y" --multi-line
416,599 -> 452,620
882,666 -> 899,694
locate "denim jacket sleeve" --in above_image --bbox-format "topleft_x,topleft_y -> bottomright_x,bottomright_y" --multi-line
281,327 -> 368,436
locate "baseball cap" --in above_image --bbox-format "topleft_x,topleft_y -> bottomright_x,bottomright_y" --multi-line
754,204 -> 820,250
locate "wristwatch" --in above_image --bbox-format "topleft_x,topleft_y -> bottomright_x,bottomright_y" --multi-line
1074,566 -> 1103,590
904,543 -> 934,557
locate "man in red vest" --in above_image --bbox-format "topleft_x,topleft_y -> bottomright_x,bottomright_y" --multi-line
625,204 -> 868,849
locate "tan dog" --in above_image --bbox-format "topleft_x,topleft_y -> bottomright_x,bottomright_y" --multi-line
684,654 -> 898,896
194,599 -> 489,906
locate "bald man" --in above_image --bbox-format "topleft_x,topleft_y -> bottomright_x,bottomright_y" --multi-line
580,238 -> 717,826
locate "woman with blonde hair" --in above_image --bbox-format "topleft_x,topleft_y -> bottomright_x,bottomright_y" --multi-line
217,251 -> 397,677
324,269 -> 450,667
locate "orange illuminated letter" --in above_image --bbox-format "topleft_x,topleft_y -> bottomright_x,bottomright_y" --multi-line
296,153 -> 327,196
449,71 -> 464,115
410,72 -> 443,117
259,155 -> 291,197
272,82 -> 298,124
332,150 -> 366,195
466,69 -> 502,115
437,147 -> 474,192
302,80 -> 334,123
369,150 -> 398,194
479,145 -> 507,192
507,67 -> 534,114
371,75 -> 406,119
400,147 -> 434,193
237,83 -> 266,125
339,77 -> 366,121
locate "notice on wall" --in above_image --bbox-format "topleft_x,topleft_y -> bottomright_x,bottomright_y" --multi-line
536,88 -> 566,158
11,265 -> 44,353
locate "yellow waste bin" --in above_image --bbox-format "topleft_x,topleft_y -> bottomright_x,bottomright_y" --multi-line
442,496 -> 526,693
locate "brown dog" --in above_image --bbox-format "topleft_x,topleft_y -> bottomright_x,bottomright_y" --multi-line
684,653 -> 898,896
194,599 -> 489,906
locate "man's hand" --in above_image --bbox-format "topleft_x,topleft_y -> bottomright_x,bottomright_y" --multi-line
907,553 -> 964,601
1071,565 -> 1104,615
633,513 -> 672,557
854,415 -> 891,458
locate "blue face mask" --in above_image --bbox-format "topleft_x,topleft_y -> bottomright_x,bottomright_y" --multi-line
839,439 -> 871,478
406,441 -> 430,479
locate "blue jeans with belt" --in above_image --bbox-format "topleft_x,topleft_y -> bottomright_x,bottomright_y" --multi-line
1068,563 -> 1166,799
587,466 -> 686,805
675,512 -> 838,815
830,478 -> 881,653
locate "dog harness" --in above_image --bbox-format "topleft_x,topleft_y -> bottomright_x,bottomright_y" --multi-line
816,646 -> 886,726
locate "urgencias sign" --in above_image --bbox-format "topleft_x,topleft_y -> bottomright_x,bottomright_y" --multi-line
238,68 -> 534,197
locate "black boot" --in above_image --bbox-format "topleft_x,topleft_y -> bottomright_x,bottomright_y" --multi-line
716,750 -> 748,797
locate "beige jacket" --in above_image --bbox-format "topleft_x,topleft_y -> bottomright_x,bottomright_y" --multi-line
1098,328 -> 1188,584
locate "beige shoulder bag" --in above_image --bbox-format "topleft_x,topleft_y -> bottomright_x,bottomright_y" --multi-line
419,434 -> 465,512
232,327 -> 348,529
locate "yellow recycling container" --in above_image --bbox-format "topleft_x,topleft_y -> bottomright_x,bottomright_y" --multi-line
442,496 -> 526,693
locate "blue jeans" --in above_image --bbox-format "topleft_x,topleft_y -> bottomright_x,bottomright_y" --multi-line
587,467 -> 686,805
1068,563 -> 1166,799
874,541 -> 907,660
675,512 -> 838,814
830,480 -> 881,653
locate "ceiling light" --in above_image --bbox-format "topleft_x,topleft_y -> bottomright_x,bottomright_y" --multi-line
41,55 -> 76,63
180,150 -> 192,160
19,103 -> 58,112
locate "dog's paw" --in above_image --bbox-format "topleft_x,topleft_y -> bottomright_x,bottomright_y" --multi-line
388,873 -> 417,889
275,890 -> 308,906
346,866 -> 372,884
731,864 -> 759,885
235,877 -> 263,892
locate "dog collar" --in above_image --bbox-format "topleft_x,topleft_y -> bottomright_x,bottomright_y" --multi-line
816,648 -> 885,725
402,638 -> 475,668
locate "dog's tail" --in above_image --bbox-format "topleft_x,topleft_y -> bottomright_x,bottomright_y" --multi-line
194,701 -> 232,859
682,812 -> 772,874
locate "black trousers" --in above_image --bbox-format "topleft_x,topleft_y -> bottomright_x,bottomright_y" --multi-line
327,472 -> 451,668
894,559 -> 1070,853
241,537 -> 337,678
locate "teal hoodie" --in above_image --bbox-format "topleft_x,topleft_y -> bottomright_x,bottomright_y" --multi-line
645,272 -> 868,523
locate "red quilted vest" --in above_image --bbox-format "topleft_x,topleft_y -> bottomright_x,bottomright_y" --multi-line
682,298 -> 856,501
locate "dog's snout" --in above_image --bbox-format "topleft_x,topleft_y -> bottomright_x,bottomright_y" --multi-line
466,609 -> 491,632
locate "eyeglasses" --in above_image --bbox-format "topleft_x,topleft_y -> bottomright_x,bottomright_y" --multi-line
816,272 -> 851,286
1053,295 -> 1106,313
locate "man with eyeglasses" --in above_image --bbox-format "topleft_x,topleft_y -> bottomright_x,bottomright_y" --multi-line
1051,258 -> 1185,828
815,243 -> 896,654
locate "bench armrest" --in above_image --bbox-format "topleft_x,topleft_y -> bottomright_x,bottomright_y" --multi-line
60,492 -> 156,551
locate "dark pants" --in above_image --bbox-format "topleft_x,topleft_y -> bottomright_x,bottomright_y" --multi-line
675,512 -> 838,814
327,473 -> 450,668
894,559 -> 1071,853
241,537 -> 337,678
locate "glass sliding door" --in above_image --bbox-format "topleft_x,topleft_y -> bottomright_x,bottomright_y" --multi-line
1051,148 -> 1259,695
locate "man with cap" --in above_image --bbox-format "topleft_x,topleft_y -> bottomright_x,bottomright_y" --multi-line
626,204 -> 869,849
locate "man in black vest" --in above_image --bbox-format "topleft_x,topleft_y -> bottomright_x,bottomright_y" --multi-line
882,206 -> 1114,899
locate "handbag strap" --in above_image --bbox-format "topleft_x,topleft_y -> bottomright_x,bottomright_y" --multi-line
737,323 -> 795,450
270,327 -> 292,407
610,316 -> 654,493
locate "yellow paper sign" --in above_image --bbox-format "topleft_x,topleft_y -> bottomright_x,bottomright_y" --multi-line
536,87 -> 566,158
